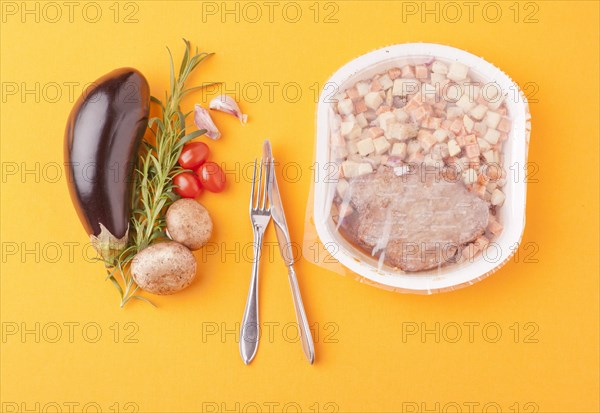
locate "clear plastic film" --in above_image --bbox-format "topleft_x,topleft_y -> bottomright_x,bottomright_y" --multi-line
303,44 -> 531,294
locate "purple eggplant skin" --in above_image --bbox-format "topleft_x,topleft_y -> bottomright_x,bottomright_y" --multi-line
64,68 -> 150,262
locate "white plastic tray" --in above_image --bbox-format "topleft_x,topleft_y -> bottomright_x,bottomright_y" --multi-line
313,43 -> 531,294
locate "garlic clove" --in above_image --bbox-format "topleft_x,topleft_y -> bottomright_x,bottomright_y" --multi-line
194,104 -> 221,140
209,94 -> 248,124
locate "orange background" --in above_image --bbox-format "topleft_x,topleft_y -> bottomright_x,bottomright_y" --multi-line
1,1 -> 598,412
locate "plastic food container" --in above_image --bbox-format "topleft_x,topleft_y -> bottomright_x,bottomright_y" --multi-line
305,43 -> 531,294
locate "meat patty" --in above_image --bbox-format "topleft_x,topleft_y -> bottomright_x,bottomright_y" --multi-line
336,166 -> 489,272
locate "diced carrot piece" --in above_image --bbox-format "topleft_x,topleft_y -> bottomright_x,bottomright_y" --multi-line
355,99 -> 368,113
388,67 -> 402,80
449,118 -> 463,134
370,79 -> 382,92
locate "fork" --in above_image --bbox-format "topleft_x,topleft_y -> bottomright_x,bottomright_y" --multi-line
240,158 -> 272,365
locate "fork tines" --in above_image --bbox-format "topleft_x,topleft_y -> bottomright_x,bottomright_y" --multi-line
250,157 -> 271,213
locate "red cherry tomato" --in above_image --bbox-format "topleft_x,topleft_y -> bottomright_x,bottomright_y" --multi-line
173,172 -> 202,198
197,161 -> 226,193
178,142 -> 210,169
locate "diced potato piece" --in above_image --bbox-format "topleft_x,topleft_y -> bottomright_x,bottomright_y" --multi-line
336,179 -> 349,198
477,138 -> 491,151
347,125 -> 361,140
449,118 -> 463,134
401,65 -> 415,78
483,128 -> 501,144
365,92 -> 384,110
373,136 -> 391,155
393,165 -> 411,176
464,143 -> 480,158
367,127 -> 384,139
490,189 -> 505,206
463,115 -> 474,133
392,79 -> 420,96
337,98 -> 354,115
358,163 -> 373,176
488,215 -> 503,235
356,138 -> 376,156
482,150 -> 495,164
463,168 -> 478,185
378,74 -> 394,90
456,94 -> 476,112
448,139 -> 461,157
446,105 -> 464,119
433,128 -> 448,143
341,161 -> 372,178
448,62 -> 469,81
356,82 -> 370,97
474,121 -> 488,137
469,104 -> 488,121
415,65 -> 428,79
387,123 -> 418,141
419,131 -> 437,152
356,112 -> 368,128
390,142 -> 407,158
485,111 -> 501,129
340,121 -> 355,136
407,139 -> 422,155
432,60 -> 448,74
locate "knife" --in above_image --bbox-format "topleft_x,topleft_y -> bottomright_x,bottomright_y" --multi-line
263,140 -> 315,364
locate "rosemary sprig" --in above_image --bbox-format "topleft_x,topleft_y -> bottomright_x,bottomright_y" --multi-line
105,39 -> 217,307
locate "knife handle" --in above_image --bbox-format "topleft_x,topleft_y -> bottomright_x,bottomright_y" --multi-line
287,266 -> 315,364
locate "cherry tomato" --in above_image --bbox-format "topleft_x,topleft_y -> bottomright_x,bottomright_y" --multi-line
173,172 -> 202,198
178,142 -> 210,169
197,161 -> 226,193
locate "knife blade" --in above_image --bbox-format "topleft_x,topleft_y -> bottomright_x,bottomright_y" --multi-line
263,139 -> 315,364
263,140 -> 294,266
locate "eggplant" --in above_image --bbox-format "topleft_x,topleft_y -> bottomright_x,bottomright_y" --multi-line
64,68 -> 150,262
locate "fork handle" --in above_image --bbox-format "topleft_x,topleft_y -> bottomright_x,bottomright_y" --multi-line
240,229 -> 263,365
287,265 -> 315,364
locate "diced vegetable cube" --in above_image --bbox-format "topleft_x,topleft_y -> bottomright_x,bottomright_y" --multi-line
365,92 -> 384,110
356,138 -> 376,156
432,60 -> 448,74
373,136 -> 391,154
415,65 -> 429,79
463,115 -> 474,133
401,65 -> 415,78
356,82 -> 370,97
456,94 -> 476,112
483,128 -> 500,144
356,112 -> 368,128
433,129 -> 448,143
390,142 -> 407,158
464,143 -> 480,158
337,98 -> 354,115
447,62 -> 469,81
485,111 -> 501,129
469,104 -> 488,120
378,74 -> 394,90
447,139 -> 461,157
